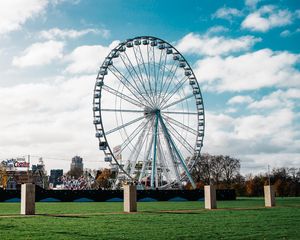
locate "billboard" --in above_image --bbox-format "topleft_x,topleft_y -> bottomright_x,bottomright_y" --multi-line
1,158 -> 29,170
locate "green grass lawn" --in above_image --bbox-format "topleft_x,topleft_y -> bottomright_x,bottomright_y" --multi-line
0,198 -> 299,240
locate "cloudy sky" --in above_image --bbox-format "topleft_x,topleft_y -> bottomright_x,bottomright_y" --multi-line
0,0 -> 299,174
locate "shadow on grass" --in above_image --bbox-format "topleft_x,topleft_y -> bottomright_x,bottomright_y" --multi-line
141,207 -> 267,214
0,206 -> 273,218
0,213 -> 88,219
37,214 -> 88,218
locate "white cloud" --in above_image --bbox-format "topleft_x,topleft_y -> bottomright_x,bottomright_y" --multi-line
194,48 -> 300,92
50,0 -> 80,5
234,108 -> 294,139
206,26 -> 229,35
280,28 -> 300,38
240,153 -> 300,174
296,10 -> 300,18
0,0 -> 48,35
242,5 -> 293,32
12,40 -> 64,67
203,108 -> 299,172
39,27 -> 110,40
280,30 -> 291,37
248,88 -> 300,110
176,33 -> 260,56
225,107 -> 237,113
213,7 -> 243,21
0,75 -> 106,171
245,0 -> 261,8
227,96 -> 253,105
65,40 -> 119,74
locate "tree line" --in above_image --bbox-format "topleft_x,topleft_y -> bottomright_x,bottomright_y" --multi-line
65,153 -> 299,196
189,153 -> 300,197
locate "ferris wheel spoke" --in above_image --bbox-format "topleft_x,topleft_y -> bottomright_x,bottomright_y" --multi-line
157,137 -> 172,184
154,48 -> 164,106
127,121 -> 151,176
123,117 -> 152,174
158,114 -> 196,189
146,44 -> 156,103
161,94 -> 194,110
106,115 -> 145,135
162,111 -> 198,115
108,65 -> 149,105
151,45 -> 157,99
161,114 -> 198,135
102,85 -> 145,108
160,76 -> 189,108
132,46 -> 146,82
132,46 -> 151,94
119,54 -> 154,107
158,64 -> 179,106
115,118 -> 150,160
123,51 -> 155,106
160,58 -> 177,94
137,44 -> 154,103
164,120 -> 195,155
161,122 -> 181,184
101,108 -> 144,113
138,125 -> 154,183
156,49 -> 168,107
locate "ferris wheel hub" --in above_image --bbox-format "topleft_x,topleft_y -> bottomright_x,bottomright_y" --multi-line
144,107 -> 160,117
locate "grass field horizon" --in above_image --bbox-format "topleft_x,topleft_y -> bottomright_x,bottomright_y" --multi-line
0,197 -> 299,239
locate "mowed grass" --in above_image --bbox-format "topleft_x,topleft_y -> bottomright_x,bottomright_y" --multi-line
0,198 -> 299,240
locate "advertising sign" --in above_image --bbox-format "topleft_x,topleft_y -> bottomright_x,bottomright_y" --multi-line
1,158 -> 29,170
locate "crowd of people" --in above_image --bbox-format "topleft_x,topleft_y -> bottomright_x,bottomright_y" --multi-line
59,175 -> 94,190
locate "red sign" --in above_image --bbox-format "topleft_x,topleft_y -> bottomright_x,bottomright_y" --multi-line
14,161 -> 30,168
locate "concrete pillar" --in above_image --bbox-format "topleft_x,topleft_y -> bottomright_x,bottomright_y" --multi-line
21,183 -> 35,215
123,183 -> 137,212
264,185 -> 275,207
204,185 -> 217,209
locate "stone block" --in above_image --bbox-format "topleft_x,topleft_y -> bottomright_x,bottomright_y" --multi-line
204,185 -> 217,209
123,183 -> 137,212
21,183 -> 35,215
264,185 -> 275,207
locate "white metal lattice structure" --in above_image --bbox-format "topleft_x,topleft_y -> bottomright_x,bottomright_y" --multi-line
93,36 -> 205,189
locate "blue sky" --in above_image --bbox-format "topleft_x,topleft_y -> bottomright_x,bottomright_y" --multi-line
0,0 -> 299,174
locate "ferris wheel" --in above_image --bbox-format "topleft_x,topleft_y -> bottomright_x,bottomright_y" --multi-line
93,36 -> 205,189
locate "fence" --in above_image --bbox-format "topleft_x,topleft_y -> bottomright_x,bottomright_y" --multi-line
0,186 -> 235,202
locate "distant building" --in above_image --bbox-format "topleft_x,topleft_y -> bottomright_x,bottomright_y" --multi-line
70,156 -> 83,172
49,169 -> 63,187
4,171 -> 31,190
31,158 -> 48,189
1,157 -> 48,190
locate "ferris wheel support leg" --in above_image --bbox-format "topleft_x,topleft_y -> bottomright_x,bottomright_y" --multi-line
158,114 -> 196,189
151,112 -> 159,189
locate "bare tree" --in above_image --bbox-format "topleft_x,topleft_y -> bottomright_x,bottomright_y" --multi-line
192,153 -> 212,184
222,156 -> 241,184
210,155 -> 224,185
192,153 -> 241,186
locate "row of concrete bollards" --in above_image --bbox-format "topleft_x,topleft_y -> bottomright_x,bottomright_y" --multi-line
20,183 -> 276,215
